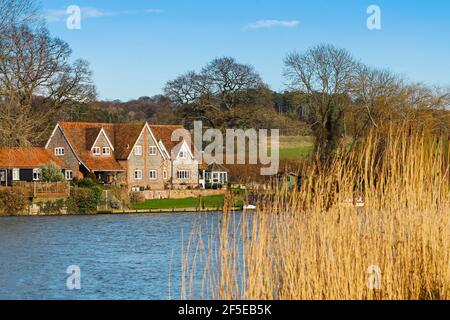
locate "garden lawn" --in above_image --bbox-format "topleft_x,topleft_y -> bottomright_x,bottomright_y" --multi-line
132,194 -> 241,210
277,136 -> 314,160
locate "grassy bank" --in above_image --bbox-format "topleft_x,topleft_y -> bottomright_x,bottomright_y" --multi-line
132,194 -> 243,210
278,136 -> 314,160
183,125 -> 450,300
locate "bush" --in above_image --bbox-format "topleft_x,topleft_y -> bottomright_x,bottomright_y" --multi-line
40,161 -> 65,182
131,192 -> 145,204
108,186 -> 130,209
66,186 -> 102,214
109,198 -> 121,209
0,187 -> 29,215
77,177 -> 97,188
36,199 -> 66,215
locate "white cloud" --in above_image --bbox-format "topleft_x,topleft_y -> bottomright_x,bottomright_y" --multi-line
44,9 -> 68,22
244,19 -> 300,30
82,7 -> 113,18
44,7 -> 112,22
145,9 -> 164,14
44,7 -> 164,22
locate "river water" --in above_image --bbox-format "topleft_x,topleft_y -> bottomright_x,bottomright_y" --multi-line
0,212 -> 227,300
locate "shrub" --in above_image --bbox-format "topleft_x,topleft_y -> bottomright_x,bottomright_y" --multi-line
109,198 -> 121,209
130,192 -> 145,204
77,177 -> 97,188
36,199 -> 66,215
108,186 -> 130,209
0,187 -> 29,215
66,186 -> 102,214
40,162 -> 65,182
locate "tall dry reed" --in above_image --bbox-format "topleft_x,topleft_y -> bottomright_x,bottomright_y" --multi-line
183,124 -> 450,299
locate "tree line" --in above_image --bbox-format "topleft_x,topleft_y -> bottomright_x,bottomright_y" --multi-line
1,0 -> 449,162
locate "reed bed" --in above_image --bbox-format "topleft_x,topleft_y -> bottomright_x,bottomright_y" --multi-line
182,125 -> 450,300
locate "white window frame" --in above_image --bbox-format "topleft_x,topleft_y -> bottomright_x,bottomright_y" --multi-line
134,145 -> 143,156
134,169 -> 142,181
177,170 -> 190,180
220,172 -> 227,183
102,147 -> 111,156
12,168 -> 20,181
54,147 -> 65,156
149,146 -> 157,155
179,151 -> 188,159
92,147 -> 101,156
65,170 -> 73,181
149,170 -> 157,180
33,168 -> 42,181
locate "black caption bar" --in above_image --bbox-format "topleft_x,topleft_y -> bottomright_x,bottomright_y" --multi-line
1,300 -> 450,319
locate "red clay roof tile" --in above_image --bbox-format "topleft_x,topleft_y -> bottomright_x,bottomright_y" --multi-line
0,148 -> 65,168
57,122 -> 195,171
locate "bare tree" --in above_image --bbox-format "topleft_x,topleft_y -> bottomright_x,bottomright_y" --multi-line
0,9 -> 96,147
202,57 -> 264,111
347,65 -> 402,139
284,44 -> 356,160
350,64 -> 450,138
0,0 -> 38,34
164,57 -> 265,128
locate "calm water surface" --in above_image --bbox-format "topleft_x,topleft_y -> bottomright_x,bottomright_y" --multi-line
0,212 -> 227,300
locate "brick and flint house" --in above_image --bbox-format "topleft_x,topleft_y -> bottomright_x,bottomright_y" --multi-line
44,122 -> 199,190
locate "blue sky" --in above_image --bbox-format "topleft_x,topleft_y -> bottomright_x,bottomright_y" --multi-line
41,0 -> 450,101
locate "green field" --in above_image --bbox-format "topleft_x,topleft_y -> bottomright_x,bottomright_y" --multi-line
278,136 -> 314,160
131,194 -> 243,210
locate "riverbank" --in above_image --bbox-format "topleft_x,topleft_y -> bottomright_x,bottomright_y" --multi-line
131,194 -> 243,210
0,191 -> 244,216
98,207 -> 242,214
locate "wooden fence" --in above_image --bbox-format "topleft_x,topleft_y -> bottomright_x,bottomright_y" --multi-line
10,181 -> 70,198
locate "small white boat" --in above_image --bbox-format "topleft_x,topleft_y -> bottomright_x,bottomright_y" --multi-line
243,204 -> 257,210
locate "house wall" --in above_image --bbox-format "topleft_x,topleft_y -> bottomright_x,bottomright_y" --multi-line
19,169 -> 33,182
127,127 -> 165,190
0,168 -> 35,186
171,144 -> 199,188
46,127 -> 82,178
92,132 -> 112,154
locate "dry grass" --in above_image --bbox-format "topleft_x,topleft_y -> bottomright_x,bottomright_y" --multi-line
182,124 -> 450,300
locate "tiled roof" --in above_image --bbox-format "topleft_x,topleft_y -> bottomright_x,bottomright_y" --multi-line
85,127 -> 102,150
150,125 -> 200,159
58,122 -> 130,171
57,122 -> 195,171
206,162 -> 228,172
149,125 -> 186,152
0,148 -> 65,168
113,123 -> 146,159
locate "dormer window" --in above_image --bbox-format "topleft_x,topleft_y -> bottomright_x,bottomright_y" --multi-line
134,145 -> 142,156
102,147 -> 110,156
92,147 -> 100,156
149,146 -> 157,155
179,150 -> 188,159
